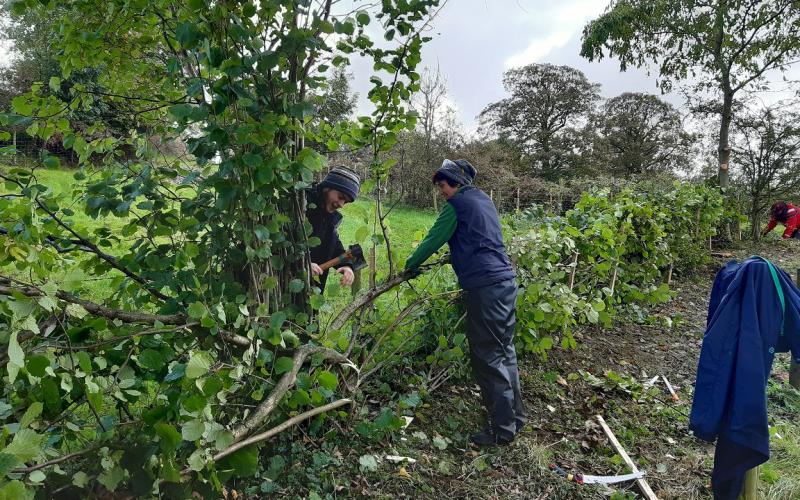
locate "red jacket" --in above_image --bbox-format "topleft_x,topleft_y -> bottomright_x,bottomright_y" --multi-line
764,203 -> 800,238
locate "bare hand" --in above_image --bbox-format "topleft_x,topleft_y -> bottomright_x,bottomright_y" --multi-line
338,266 -> 354,286
310,263 -> 323,276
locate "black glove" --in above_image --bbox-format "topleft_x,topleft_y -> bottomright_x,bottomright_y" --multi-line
403,267 -> 422,279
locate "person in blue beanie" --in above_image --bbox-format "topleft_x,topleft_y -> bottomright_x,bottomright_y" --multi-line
306,166 -> 360,291
404,159 -> 526,446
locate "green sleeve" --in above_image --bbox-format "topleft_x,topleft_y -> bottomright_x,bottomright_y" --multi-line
404,203 -> 457,270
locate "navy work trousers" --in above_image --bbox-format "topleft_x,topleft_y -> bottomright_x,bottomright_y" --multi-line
465,278 -> 526,440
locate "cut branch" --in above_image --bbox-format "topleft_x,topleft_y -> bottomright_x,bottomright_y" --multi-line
230,345 -> 356,442
185,398 -> 353,475
327,257 -> 448,332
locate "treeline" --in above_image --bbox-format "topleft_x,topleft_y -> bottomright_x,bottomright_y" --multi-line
322,63 -> 698,212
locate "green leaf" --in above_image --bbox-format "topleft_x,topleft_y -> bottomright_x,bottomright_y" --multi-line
269,311 -> 287,329
97,466 -> 125,491
181,419 -> 205,441
188,302 -> 206,319
76,351 -> 92,374
3,429 -> 43,462
187,449 -> 205,472
42,156 -> 60,169
25,355 -> 49,378
0,452 -> 20,477
316,370 -> 338,390
19,402 -> 43,429
290,389 -> 310,407
289,279 -> 304,293
72,471 -> 89,487
175,22 -> 200,47
0,480 -> 33,500
7,332 -> 24,383
217,444 -> 259,477
354,225 -> 370,243
274,356 -> 293,375
154,423 -> 182,452
138,349 -> 165,371
243,152 -> 263,167
65,303 -> 88,319
28,470 -> 45,483
186,351 -> 213,379
48,76 -> 61,92
310,294 -> 325,310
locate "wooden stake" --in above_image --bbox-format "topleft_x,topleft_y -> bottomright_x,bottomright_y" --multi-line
596,415 -> 658,500
516,187 -> 520,212
609,265 -> 618,297
666,262 -> 674,285
433,189 -> 438,212
568,251 -> 579,291
740,467 -> 759,500
490,189 -> 494,202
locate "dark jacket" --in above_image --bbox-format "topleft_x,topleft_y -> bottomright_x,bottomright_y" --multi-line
306,185 -> 346,291
446,186 -> 516,290
690,257 -> 800,499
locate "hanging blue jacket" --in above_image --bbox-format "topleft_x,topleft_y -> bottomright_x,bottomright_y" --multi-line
690,257 -> 800,499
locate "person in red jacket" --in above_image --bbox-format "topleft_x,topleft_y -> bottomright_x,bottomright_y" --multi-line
762,202 -> 800,239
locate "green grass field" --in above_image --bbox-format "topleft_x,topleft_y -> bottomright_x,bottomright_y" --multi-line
1,166 -> 441,301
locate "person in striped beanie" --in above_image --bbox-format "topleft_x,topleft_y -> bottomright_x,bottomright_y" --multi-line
306,166 -> 361,290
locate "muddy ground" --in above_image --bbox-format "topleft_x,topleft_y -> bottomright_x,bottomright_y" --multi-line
329,242 -> 800,500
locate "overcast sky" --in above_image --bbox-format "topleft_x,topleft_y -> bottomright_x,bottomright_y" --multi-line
343,0 -> 800,133
346,0 -> 677,131
2,0 -> 796,129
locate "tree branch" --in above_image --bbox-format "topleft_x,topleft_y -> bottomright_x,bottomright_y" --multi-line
0,279 -> 251,347
327,257 -> 448,332
230,345 -> 356,442
185,398 -> 353,475
12,446 -> 101,474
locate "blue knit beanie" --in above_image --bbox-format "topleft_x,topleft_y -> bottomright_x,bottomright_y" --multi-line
321,166 -> 360,202
433,159 -> 477,186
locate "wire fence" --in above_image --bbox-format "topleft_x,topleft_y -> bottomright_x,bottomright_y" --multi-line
0,130 -> 78,168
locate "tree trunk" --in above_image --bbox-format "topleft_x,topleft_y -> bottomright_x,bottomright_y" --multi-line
718,91 -> 733,188
718,90 -> 734,241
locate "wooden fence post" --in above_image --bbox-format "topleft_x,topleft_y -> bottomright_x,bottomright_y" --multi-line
516,187 -> 520,212
740,467 -> 759,500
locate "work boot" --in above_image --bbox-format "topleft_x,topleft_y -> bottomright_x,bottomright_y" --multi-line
470,429 -> 513,447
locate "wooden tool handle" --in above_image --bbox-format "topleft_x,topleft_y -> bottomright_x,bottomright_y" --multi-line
319,251 -> 351,272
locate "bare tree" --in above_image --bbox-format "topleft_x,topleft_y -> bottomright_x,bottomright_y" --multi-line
731,104 -> 800,239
